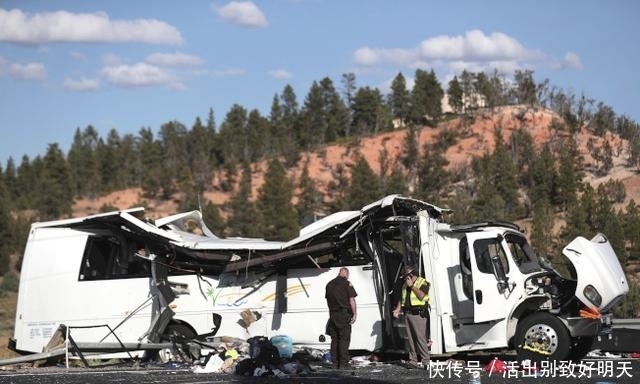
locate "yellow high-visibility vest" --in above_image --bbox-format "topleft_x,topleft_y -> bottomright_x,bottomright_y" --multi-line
401,276 -> 430,306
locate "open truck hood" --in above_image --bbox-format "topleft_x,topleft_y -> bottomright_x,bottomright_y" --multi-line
562,233 -> 629,312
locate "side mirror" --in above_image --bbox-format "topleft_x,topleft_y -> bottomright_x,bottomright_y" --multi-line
491,254 -> 507,281
491,254 -> 511,293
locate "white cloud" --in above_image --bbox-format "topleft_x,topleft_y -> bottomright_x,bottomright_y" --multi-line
419,30 -> 534,61
9,62 -> 46,80
146,52 -> 204,67
211,68 -> 246,77
562,52 -> 583,70
353,30 -> 546,76
63,77 -> 100,91
353,47 -> 381,66
269,69 -> 292,79
215,1 -> 267,28
100,63 -> 179,88
0,8 -> 183,45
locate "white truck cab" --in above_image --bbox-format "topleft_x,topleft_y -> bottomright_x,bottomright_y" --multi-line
423,220 -> 627,361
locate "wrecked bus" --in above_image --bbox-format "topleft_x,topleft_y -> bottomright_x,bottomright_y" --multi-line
10,195 -> 628,361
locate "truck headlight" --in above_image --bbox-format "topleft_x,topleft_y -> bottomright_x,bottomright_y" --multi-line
583,284 -> 602,307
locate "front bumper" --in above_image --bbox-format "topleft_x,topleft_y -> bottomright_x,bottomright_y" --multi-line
563,312 -> 613,338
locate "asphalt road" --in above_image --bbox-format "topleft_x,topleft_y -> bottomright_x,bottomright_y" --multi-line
1,355 -> 638,384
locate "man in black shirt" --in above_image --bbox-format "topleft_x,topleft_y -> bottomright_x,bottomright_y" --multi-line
325,267 -> 358,369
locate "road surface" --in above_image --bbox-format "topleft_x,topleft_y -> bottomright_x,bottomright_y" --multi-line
0,354 -> 637,384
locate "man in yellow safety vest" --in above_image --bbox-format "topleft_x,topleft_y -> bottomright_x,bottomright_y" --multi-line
392,265 -> 431,369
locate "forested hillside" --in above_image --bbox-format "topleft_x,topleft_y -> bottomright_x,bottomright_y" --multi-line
1,69 -> 640,321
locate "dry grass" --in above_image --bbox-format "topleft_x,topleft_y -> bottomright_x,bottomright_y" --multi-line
0,292 -> 19,360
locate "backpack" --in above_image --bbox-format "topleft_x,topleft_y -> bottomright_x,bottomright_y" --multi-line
247,336 -> 280,366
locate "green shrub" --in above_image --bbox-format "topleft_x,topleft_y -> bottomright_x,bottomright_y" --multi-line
0,272 -> 19,294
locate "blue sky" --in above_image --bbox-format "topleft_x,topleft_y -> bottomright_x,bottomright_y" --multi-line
1,1 -> 638,165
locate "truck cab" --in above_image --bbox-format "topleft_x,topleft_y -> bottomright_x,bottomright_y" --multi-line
421,220 -> 628,361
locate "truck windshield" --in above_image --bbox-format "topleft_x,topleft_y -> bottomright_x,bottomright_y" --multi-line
504,233 -> 542,274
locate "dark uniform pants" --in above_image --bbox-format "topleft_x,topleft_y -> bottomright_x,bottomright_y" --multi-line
327,310 -> 352,367
404,311 -> 430,364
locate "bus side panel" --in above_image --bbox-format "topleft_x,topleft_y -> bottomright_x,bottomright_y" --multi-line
14,227 -> 160,352
200,266 -> 381,351
14,227 -> 89,352
278,266 -> 381,350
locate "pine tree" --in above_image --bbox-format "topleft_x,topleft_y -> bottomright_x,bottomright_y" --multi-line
531,199 -> 554,257
67,126 -> 100,199
416,142 -> 450,203
614,281 -> 640,318
98,129 -> 123,192
352,86 -> 385,137
378,145 -> 407,197
512,69 -> 538,106
400,125 -> 419,191
410,69 -> 443,125
554,136 -> 583,210
0,170 -> 11,275
246,109 -> 270,162
341,73 -> 357,137
301,81 -> 326,150
622,200 -> 640,260
321,77 -> 350,142
226,162 -> 260,238
326,163 -> 350,211
138,127 -> 162,198
276,87 -> 301,165
218,104 -> 249,166
389,72 -> 411,125
470,177 -> 506,222
3,157 -> 17,209
510,128 -> 536,187
560,187 -> 592,245
382,162 -> 408,197
15,155 -> 36,209
472,128 -> 521,220
119,133 -> 140,188
202,201 -> 226,236
296,161 -> 323,225
344,155 -> 381,210
257,158 -> 299,240
189,117 -> 214,193
592,102 -> 615,136
593,184 -> 625,262
37,143 -> 73,220
528,144 -> 556,206
446,76 -> 463,114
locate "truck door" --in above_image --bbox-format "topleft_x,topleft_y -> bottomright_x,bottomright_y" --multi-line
465,232 -> 513,323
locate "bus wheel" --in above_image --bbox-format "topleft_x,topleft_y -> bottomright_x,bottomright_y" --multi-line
156,323 -> 197,363
515,312 -> 570,362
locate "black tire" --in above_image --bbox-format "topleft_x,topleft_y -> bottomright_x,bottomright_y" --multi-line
152,323 -> 197,363
515,312 -> 570,362
161,323 -> 196,341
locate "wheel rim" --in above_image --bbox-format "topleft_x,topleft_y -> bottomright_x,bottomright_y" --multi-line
157,347 -> 177,363
522,322 -> 559,355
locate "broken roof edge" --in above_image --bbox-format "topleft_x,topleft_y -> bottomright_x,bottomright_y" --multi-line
286,195 -> 450,249
30,207 -> 146,229
362,194 -> 451,219
154,210 -> 218,238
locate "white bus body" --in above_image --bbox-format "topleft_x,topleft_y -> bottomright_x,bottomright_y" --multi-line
11,195 -> 628,361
